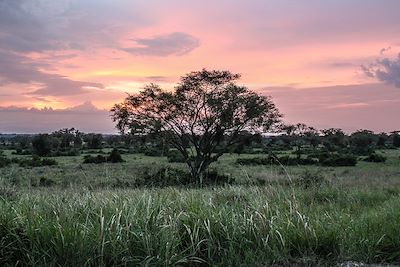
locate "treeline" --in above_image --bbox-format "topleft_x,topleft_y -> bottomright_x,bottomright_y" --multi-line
0,126 -> 399,160
0,128 -> 104,156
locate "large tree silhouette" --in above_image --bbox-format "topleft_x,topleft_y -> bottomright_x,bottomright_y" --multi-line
111,69 -> 281,184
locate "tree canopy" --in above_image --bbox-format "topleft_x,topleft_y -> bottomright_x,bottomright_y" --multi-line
111,69 -> 282,184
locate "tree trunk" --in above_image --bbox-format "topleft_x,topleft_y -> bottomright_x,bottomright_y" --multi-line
188,157 -> 210,187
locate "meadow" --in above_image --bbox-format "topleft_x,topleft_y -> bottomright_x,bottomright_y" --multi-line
1,149 -> 400,266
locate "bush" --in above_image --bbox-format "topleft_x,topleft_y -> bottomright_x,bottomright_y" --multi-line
166,150 -> 186,163
297,169 -> 326,189
18,156 -> 58,167
32,134 -> 55,156
320,154 -> 357,167
108,148 -> 124,163
83,149 -> 125,164
236,155 -> 318,166
0,157 -> 12,168
141,167 -> 192,186
363,153 -> 387,163
143,147 -> 164,157
140,167 -> 233,187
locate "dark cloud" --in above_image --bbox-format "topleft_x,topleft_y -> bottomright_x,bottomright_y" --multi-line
0,0 -> 150,54
145,76 -> 169,82
380,46 -> 391,55
328,62 -> 356,68
0,102 -> 115,133
124,32 -> 200,56
362,53 -> 400,88
0,51 -> 103,96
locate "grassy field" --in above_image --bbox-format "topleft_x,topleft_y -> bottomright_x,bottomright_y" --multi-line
0,149 -> 400,266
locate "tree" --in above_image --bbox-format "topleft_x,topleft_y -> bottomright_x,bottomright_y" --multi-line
111,69 -> 281,184
350,130 -> 377,155
32,134 -> 54,156
84,133 -> 103,149
321,128 -> 346,151
391,131 -> 400,148
280,123 -> 319,158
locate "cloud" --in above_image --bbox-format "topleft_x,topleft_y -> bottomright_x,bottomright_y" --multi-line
328,62 -> 356,68
260,83 -> 400,133
0,101 -> 105,114
380,46 -> 391,55
124,32 -> 200,56
0,51 -> 103,96
362,53 -> 400,88
0,0 -> 151,54
327,102 -> 370,109
0,101 -> 115,133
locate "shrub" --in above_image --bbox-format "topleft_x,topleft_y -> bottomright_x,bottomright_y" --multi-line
108,148 -> 124,163
83,149 -> 125,164
18,156 -> 58,167
39,177 -> 56,187
32,134 -> 55,156
0,157 -> 12,168
236,155 -> 318,166
138,167 -> 233,187
363,153 -> 387,163
143,147 -> 164,156
319,154 -> 357,167
142,167 -> 192,186
166,150 -> 186,163
297,169 -> 326,189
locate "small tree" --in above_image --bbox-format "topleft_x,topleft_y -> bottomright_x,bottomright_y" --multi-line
111,69 -> 281,184
281,123 -> 319,158
32,134 -> 54,156
84,133 -> 103,149
321,128 -> 346,151
350,130 -> 377,155
391,131 -> 400,148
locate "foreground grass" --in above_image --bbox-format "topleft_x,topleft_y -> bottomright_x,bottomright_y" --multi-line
1,185 -> 400,266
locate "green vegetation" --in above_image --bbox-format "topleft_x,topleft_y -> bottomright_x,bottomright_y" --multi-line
0,148 -> 399,266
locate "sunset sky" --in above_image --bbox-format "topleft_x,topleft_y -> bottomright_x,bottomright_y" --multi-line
1,0 -> 400,133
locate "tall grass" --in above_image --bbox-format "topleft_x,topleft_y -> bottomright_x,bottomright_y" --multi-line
1,186 -> 400,266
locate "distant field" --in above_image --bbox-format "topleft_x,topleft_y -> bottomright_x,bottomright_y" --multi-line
1,149 -> 400,266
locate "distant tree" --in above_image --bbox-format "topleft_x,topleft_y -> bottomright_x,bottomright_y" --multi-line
73,130 -> 83,148
376,132 -> 388,148
14,136 -> 31,149
51,128 -> 77,149
32,134 -> 53,156
321,128 -> 346,151
230,131 -> 261,155
281,123 -> 319,158
350,130 -> 377,154
84,133 -> 103,149
111,69 -> 281,184
391,131 -> 400,148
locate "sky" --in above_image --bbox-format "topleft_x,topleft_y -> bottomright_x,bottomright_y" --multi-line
0,0 -> 400,134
